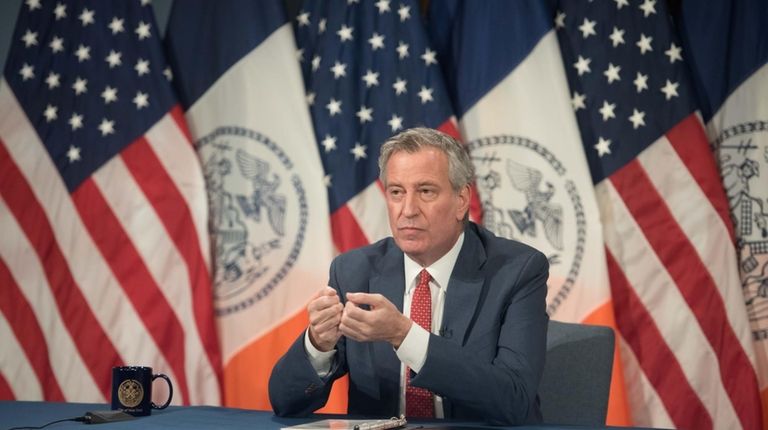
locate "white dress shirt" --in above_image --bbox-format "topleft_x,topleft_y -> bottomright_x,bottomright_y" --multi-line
304,233 -> 465,418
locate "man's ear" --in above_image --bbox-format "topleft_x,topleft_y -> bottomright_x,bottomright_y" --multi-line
456,184 -> 471,222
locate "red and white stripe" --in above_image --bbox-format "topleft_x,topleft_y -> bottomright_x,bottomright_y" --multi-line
616,339 -> 674,428
0,310 -> 43,400
0,81 -> 221,405
331,180 -> 390,253
598,114 -> 761,429
0,200 -> 99,401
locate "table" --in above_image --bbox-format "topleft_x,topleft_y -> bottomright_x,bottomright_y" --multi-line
0,401 -> 639,429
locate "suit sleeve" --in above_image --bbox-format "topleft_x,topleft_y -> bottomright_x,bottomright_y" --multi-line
268,259 -> 349,416
412,250 -> 549,425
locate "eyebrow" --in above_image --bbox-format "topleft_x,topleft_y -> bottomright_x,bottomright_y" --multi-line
416,181 -> 439,188
386,179 -> 440,188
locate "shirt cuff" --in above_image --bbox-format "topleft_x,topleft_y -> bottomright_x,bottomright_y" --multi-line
304,329 -> 336,378
395,323 -> 429,373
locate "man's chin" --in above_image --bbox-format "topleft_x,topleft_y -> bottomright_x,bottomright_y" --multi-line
393,237 -> 425,254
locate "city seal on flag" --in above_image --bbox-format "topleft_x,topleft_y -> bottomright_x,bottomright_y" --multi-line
715,120 -> 768,341
196,126 -> 308,316
468,135 -> 586,316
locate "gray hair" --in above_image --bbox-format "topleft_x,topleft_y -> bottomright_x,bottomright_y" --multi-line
378,127 -> 474,191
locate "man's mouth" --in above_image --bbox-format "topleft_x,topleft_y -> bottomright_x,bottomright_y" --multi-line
397,226 -> 424,234
398,226 -> 423,231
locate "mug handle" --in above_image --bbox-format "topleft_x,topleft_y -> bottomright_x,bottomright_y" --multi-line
151,373 -> 173,410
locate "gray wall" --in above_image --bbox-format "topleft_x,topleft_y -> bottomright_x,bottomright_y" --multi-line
1,1 -> 24,70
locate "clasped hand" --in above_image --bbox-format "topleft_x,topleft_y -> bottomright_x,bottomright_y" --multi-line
307,286 -> 412,352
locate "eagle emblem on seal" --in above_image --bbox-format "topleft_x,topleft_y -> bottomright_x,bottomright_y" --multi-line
506,160 -> 564,251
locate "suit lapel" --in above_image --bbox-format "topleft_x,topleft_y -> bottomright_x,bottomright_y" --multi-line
356,227 -> 485,413
370,242 -> 405,312
367,241 -> 404,412
441,224 -> 486,345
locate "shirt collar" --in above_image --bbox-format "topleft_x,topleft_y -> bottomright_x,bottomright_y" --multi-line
404,232 -> 465,294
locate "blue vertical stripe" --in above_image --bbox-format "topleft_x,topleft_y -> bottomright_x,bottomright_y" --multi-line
427,0 -> 553,118
164,0 -> 285,108
676,1 -> 768,121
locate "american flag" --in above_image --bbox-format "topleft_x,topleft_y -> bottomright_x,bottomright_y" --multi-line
0,0 -> 221,404
294,0 -> 479,254
556,0 -> 761,428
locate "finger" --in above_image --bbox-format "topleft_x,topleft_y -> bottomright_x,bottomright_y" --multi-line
341,304 -> 378,339
346,292 -> 385,307
313,325 -> 341,343
308,293 -> 341,313
321,286 -> 338,297
342,301 -> 369,323
310,308 -> 342,336
308,286 -> 339,305
315,294 -> 342,311
314,318 -> 341,334
339,319 -> 365,341
308,285 -> 335,301
309,303 -> 343,325
313,308 -> 343,332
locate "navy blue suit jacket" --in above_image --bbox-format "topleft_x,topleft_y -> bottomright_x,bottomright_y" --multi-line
269,222 -> 549,425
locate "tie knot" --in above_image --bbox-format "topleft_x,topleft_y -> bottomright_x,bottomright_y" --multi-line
418,269 -> 431,286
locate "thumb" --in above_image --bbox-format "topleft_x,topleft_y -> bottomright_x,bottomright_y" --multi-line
346,292 -> 384,306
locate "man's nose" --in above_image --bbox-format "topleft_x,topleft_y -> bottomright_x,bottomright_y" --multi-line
402,193 -> 420,217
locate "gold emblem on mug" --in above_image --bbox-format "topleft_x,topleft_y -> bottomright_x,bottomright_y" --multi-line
117,379 -> 144,408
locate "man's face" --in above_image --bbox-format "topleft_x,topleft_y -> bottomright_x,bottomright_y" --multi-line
384,147 -> 470,267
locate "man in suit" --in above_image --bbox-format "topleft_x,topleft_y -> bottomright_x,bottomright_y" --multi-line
269,128 -> 549,425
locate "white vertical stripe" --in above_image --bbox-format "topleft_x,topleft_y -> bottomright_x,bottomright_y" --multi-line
0,312 -> 41,400
0,197 -> 102,402
183,25 -> 334,360
0,82 -> 169,395
458,31 -> 611,322
616,337 -> 675,429
144,114 -> 211,269
707,62 -> 768,392
92,155 -> 216,404
597,180 -> 741,429
347,181 -> 391,244
707,62 -> 768,139
638,137 -> 756,368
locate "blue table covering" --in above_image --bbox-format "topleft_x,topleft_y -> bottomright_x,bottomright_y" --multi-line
0,401 -> 638,429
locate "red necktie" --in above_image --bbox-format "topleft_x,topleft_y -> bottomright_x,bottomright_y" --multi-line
406,269 -> 435,418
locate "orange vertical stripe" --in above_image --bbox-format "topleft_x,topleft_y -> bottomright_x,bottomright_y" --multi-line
224,309 -> 348,413
582,300 -> 631,427
762,388 -> 768,430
